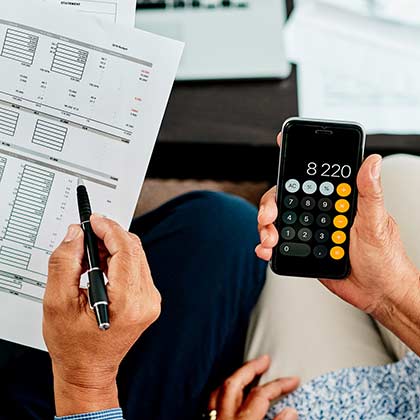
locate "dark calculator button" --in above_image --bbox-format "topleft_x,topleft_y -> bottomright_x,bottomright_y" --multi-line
315,229 -> 329,243
297,228 -> 312,242
318,198 -> 333,211
282,211 -> 297,225
301,196 -> 316,210
284,195 -> 298,209
313,245 -> 328,259
279,242 -> 311,257
317,213 -> 331,227
281,227 -> 296,240
299,212 -> 314,226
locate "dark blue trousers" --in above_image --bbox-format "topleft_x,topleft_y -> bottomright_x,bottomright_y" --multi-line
0,192 -> 267,420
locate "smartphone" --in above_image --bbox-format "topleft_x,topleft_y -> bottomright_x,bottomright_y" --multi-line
271,118 -> 366,279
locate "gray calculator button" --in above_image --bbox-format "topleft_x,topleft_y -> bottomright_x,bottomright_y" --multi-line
318,198 -> 333,211
320,181 -> 334,196
284,195 -> 298,209
282,211 -> 297,225
301,196 -> 316,210
317,213 -> 331,227
285,179 -> 300,193
302,180 -> 317,195
281,227 -> 296,240
279,242 -> 311,257
313,245 -> 328,259
299,212 -> 314,226
298,228 -> 312,242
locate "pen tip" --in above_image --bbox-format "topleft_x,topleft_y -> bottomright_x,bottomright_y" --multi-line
77,177 -> 85,188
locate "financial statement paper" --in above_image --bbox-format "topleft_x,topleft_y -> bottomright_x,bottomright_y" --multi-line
0,0 -> 183,350
46,0 -> 137,26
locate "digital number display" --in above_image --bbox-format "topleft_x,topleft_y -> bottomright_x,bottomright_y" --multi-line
306,162 -> 352,178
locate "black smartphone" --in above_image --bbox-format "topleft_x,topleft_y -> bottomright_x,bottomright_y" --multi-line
271,118 -> 365,279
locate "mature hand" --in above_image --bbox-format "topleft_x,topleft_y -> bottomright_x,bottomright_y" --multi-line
256,133 -> 420,317
208,355 -> 299,420
43,214 -> 161,416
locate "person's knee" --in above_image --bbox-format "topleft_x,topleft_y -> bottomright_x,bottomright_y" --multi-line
177,191 -> 260,249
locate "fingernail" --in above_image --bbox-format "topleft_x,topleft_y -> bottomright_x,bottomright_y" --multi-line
258,354 -> 269,362
371,157 -> 382,180
64,225 -> 80,242
92,213 -> 104,219
282,408 -> 298,420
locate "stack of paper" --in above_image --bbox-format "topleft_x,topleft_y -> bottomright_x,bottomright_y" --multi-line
287,1 -> 420,134
0,0 -> 183,349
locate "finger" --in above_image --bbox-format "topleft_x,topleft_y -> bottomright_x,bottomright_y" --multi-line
240,377 -> 300,419
258,187 -> 278,226
274,407 -> 299,420
208,388 -> 220,411
355,155 -> 389,244
47,225 -> 84,301
259,224 -> 279,249
255,244 -> 272,261
277,132 -> 282,147
90,214 -> 139,257
217,355 -> 271,417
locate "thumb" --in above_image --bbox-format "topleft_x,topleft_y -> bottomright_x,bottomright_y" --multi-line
355,154 -> 389,242
274,407 -> 299,420
47,224 -> 85,296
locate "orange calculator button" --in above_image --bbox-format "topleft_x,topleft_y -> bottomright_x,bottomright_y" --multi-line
337,183 -> 352,198
335,199 -> 350,213
332,231 -> 347,245
330,246 -> 345,260
333,215 -> 348,229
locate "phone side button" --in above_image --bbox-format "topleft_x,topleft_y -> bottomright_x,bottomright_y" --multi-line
279,242 -> 311,257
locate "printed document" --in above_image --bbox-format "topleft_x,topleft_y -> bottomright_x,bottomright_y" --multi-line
286,2 -> 420,134
47,0 -> 137,26
0,0 -> 183,349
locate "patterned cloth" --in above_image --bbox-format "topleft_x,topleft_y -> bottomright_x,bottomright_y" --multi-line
266,352 -> 420,420
55,408 -> 124,420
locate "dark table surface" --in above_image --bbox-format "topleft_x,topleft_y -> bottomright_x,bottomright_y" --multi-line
146,1 -> 420,183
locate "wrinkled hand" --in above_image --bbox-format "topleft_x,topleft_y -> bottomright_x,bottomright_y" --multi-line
208,355 -> 299,420
256,133 -> 420,317
43,214 -> 161,416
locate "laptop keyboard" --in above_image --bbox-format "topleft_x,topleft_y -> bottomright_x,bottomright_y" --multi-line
137,0 -> 250,10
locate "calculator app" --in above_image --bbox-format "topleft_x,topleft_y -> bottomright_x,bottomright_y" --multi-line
272,120 -> 364,279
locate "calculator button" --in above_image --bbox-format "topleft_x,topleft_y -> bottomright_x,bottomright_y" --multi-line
332,230 -> 347,245
299,212 -> 314,226
282,211 -> 297,225
285,179 -> 300,193
318,198 -> 332,211
320,181 -> 334,196
281,227 -> 296,240
279,242 -> 311,257
301,196 -> 316,210
316,213 -> 331,227
335,199 -> 350,213
337,183 -> 352,198
330,246 -> 345,260
298,228 -> 312,242
302,180 -> 317,195
315,229 -> 329,243
333,215 -> 348,229
313,245 -> 328,259
284,195 -> 298,209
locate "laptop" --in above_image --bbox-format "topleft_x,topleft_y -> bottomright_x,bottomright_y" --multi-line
135,0 -> 291,80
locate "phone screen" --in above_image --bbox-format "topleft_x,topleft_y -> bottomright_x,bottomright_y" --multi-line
271,119 -> 365,279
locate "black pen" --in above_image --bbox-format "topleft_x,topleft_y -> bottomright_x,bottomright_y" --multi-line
77,178 -> 110,331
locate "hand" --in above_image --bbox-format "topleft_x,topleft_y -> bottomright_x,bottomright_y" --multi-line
43,214 -> 161,416
208,355 -> 299,420
256,133 -> 420,316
